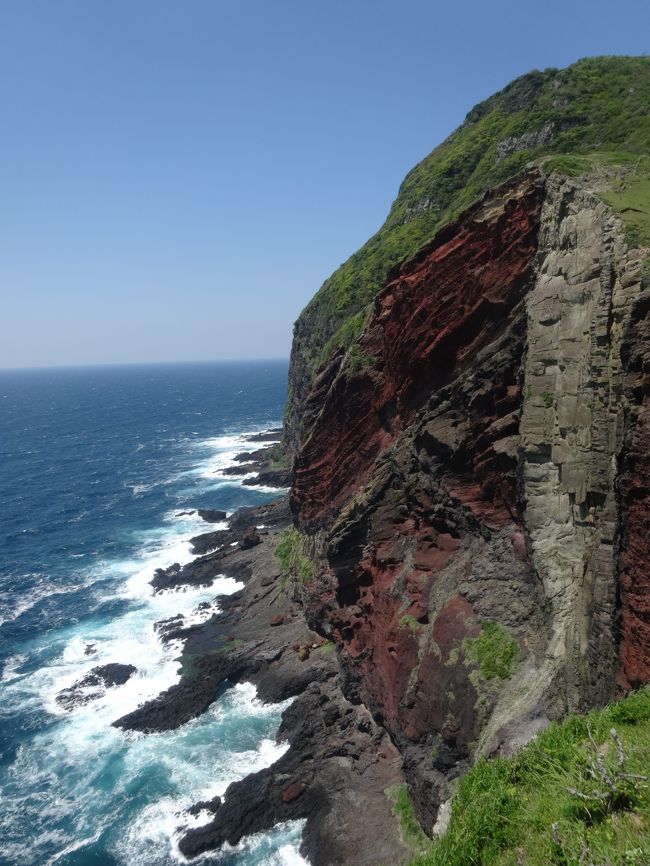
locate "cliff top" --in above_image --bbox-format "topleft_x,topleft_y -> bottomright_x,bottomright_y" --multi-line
287,55 -> 650,440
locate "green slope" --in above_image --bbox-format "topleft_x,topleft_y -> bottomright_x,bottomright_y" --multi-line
290,55 -> 650,400
407,687 -> 650,866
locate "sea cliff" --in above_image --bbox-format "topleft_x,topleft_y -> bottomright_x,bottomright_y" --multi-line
284,55 -> 650,860
144,56 -> 650,865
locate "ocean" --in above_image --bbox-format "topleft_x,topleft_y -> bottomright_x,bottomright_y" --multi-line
0,360 -> 307,866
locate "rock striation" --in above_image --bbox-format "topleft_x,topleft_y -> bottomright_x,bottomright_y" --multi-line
287,166 -> 649,832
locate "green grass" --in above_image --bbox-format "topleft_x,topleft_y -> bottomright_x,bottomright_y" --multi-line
387,783 -> 431,853
274,527 -> 314,588
541,154 -> 595,177
600,155 -> 650,281
287,56 -> 650,435
464,622 -> 521,682
410,687 -> 650,866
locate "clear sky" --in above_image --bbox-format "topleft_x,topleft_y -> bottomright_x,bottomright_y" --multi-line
1,0 -> 648,368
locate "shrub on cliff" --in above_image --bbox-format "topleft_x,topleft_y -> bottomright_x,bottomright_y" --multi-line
464,621 -> 522,682
274,527 -> 314,588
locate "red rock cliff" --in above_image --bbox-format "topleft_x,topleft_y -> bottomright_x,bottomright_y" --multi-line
288,169 -> 649,831
292,171 -> 543,528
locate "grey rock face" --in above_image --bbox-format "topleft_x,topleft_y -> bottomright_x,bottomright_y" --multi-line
496,121 -> 554,162
515,174 -> 643,713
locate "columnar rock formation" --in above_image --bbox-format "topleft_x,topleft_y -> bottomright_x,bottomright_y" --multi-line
288,167 -> 649,830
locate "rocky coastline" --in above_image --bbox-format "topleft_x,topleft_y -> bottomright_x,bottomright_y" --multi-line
55,432 -> 408,865
121,488 -> 406,864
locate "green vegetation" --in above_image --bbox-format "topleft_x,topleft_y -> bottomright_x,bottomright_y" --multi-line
387,783 -> 430,853
600,155 -> 650,281
274,527 -> 314,588
344,342 -> 377,376
464,622 -> 521,682
288,56 -> 650,429
313,639 -> 336,655
541,154 -> 594,177
265,442 -> 289,469
399,613 -> 422,635
410,687 -> 650,866
542,390 -> 555,409
320,309 -> 370,368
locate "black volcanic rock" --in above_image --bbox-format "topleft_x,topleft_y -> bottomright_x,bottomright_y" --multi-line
178,678 -> 406,866
112,495 -> 407,865
189,528 -> 234,556
197,509 -> 227,523
242,468 -> 291,488
244,428 -> 283,442
56,663 -> 137,711
189,525 -> 261,557
228,499 -> 291,530
233,447 -> 272,463
221,463 -> 256,476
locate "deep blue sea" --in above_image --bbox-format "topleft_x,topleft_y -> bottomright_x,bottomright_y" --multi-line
0,361 -> 307,866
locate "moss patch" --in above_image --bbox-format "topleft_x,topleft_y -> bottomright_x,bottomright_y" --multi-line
600,155 -> 650,279
541,390 -> 555,409
274,527 -> 314,588
344,342 -> 377,376
464,622 -> 521,682
399,614 -> 422,634
313,640 -> 336,655
386,783 -> 430,853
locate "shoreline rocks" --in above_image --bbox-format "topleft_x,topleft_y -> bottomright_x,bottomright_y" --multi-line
56,663 -> 137,711
197,508 -> 227,523
110,495 -> 408,864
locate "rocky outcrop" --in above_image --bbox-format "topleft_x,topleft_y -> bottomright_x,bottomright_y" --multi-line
516,174 -> 643,713
284,58 -> 650,450
108,499 -> 408,865
197,508 -> 227,523
179,677 -> 407,866
288,168 -> 649,832
495,121 -> 554,162
56,663 -> 137,711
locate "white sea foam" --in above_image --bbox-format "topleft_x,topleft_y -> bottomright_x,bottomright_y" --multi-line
177,820 -> 309,866
187,429 -> 278,482
35,572 -> 243,723
108,684 -> 298,865
1,421 -> 301,866
1,653 -> 28,683
0,576 -> 89,626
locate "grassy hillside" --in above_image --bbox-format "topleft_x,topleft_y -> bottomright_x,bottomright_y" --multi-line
293,56 -> 650,380
403,688 -> 650,866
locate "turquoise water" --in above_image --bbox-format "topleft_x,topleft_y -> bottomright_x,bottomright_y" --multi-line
0,361 -> 306,866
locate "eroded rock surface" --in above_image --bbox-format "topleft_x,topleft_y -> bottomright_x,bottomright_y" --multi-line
289,168 -> 649,832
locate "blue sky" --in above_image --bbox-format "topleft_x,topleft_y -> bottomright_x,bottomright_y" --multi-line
1,0 -> 648,368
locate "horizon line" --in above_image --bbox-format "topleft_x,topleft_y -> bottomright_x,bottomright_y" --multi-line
0,357 -> 290,374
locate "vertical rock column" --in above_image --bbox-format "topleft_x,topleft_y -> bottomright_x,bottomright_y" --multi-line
520,175 -> 641,710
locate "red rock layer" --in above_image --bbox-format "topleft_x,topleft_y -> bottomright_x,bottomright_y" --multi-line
292,171 -> 543,527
